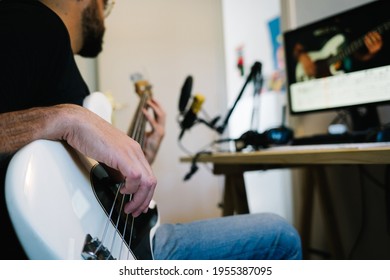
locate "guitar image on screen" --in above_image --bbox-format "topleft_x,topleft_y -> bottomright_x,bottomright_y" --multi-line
5,75 -> 159,260
295,21 -> 390,82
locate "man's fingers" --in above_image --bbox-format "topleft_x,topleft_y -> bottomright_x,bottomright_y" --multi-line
123,182 -> 156,216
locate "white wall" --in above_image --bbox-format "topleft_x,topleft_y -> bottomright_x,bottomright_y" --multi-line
75,57 -> 97,92
96,0 -> 227,223
281,0 -> 373,29
222,0 -> 281,138
222,0 -> 294,223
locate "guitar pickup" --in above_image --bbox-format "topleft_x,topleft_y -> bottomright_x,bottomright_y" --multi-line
81,234 -> 115,260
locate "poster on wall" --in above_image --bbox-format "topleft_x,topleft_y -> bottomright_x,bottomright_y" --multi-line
267,16 -> 286,92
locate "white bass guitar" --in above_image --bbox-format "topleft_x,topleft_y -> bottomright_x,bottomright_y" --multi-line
5,77 -> 159,260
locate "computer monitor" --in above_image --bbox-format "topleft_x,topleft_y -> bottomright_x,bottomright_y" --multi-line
283,0 -> 390,133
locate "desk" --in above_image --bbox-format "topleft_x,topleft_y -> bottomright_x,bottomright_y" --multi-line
180,144 -> 390,259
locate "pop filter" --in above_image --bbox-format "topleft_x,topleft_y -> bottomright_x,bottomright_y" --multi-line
179,76 -> 193,114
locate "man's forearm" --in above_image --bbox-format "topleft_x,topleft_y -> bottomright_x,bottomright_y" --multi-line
0,106 -> 61,164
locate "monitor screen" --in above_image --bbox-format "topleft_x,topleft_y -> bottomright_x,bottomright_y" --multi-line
283,1 -> 390,130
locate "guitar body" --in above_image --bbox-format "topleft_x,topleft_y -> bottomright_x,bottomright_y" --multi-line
295,34 -> 346,81
5,92 -> 159,260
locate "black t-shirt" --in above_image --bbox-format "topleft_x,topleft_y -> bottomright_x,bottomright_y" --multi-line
0,0 -> 89,112
0,0 -> 90,259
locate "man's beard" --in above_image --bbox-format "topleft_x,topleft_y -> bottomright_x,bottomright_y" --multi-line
78,2 -> 105,58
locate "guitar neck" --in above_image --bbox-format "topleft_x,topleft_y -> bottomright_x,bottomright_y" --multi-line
330,21 -> 390,64
75,77 -> 153,181
127,78 -> 153,146
75,150 -> 98,173
127,94 -> 149,146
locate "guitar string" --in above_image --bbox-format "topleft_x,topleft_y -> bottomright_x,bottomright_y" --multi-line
116,196 -> 134,260
82,82 -> 150,259
120,214 -> 130,259
121,91 -> 149,259
118,195 -> 136,260
95,183 -> 122,257
98,83 -> 149,259
132,95 -> 148,147
107,191 -> 127,259
127,211 -> 136,260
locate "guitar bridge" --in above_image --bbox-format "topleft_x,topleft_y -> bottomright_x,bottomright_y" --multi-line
81,234 -> 115,260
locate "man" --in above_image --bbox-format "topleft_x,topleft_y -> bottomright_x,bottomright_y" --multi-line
0,0 -> 302,260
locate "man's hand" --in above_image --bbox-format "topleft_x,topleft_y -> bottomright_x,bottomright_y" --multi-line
142,98 -> 166,164
52,104 -> 157,217
364,31 -> 383,55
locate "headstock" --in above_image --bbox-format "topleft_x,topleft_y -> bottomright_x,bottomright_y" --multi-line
130,73 -> 153,99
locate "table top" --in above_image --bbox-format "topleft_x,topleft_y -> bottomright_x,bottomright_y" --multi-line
180,142 -> 390,165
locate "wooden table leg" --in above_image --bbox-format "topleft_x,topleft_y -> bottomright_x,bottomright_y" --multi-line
223,173 -> 249,216
385,165 -> 390,235
300,167 -> 315,259
314,166 -> 344,259
300,166 -> 345,259
222,174 -> 235,216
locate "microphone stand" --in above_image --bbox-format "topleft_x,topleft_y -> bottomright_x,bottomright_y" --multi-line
215,61 -> 262,134
180,61 -> 262,181
250,66 -> 264,131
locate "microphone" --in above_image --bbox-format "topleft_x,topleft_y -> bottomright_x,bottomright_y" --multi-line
179,94 -> 205,140
179,76 -> 193,114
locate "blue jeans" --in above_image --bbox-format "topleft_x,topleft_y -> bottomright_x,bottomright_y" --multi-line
152,213 -> 302,260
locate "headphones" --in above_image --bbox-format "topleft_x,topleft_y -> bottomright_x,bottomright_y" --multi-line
234,126 -> 294,151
